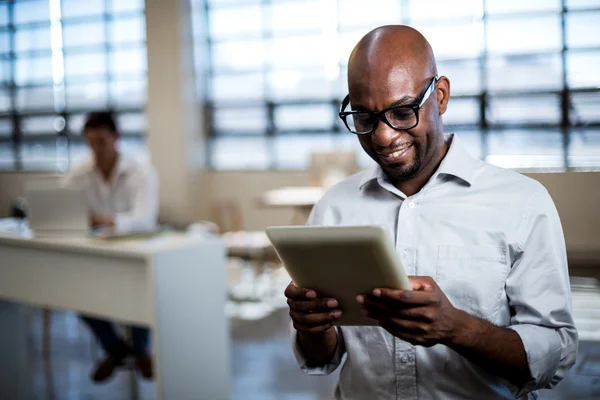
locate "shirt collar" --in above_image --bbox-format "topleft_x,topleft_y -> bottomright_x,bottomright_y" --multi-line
359,165 -> 383,189
358,133 -> 476,190
434,133 -> 476,186
88,153 -> 131,183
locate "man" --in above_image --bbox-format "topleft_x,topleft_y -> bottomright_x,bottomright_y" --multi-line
285,26 -> 577,399
63,111 -> 158,383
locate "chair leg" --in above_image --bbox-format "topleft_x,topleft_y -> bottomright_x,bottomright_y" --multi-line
123,326 -> 139,400
42,308 -> 51,359
128,369 -> 139,400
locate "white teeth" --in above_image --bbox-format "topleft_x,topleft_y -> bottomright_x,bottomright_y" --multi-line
385,145 -> 411,158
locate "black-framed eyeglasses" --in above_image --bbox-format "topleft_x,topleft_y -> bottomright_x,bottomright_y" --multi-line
338,76 -> 439,135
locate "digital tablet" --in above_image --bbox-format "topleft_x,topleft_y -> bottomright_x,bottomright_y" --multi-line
266,225 -> 411,326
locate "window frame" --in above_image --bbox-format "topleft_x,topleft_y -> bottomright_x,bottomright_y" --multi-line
200,0 -> 600,171
0,0 -> 147,172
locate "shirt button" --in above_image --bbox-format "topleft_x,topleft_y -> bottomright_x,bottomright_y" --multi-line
401,250 -> 408,259
400,356 -> 408,363
408,201 -> 416,209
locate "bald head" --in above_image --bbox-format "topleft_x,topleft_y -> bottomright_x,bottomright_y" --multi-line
348,25 -> 438,106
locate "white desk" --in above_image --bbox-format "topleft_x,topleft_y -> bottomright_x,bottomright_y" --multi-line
256,186 -> 324,224
0,221 -> 229,400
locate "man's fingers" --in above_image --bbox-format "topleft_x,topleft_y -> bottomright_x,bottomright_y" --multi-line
360,306 -> 380,321
373,288 -> 435,305
284,282 -> 317,300
360,296 -> 394,315
285,282 -> 342,333
408,276 -> 436,291
361,296 -> 436,321
289,309 -> 342,327
378,318 -> 435,347
288,297 -> 339,312
293,321 -> 335,334
362,308 -> 432,338
378,321 -> 426,346
393,306 -> 436,322
360,297 -> 425,319
379,317 -> 428,335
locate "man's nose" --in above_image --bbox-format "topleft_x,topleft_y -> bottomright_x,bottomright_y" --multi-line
370,119 -> 400,148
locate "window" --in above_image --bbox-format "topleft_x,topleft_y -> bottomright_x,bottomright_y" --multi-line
487,54 -> 562,92
274,134 -> 336,169
569,129 -> 600,168
199,0 -> 600,170
488,95 -> 561,125
487,129 -> 564,169
213,107 -> 267,134
1,0 -> 147,171
210,136 -> 269,170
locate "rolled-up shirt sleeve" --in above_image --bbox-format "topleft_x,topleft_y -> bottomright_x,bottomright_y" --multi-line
291,325 -> 346,375
506,186 -> 578,396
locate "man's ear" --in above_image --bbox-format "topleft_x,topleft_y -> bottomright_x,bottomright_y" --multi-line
436,76 -> 450,115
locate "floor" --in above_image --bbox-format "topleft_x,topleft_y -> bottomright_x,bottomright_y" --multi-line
2,273 -> 600,400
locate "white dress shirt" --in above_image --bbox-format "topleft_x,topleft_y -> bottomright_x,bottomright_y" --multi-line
62,155 -> 159,234
292,134 -> 578,400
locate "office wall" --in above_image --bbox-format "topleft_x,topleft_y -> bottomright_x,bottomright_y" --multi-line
2,170 -> 598,251
531,172 -> 600,251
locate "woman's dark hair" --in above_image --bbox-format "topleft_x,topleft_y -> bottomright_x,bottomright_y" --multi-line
83,111 -> 118,135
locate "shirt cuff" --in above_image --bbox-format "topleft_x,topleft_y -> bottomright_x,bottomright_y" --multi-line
508,324 -> 562,397
113,214 -> 132,235
113,215 -> 157,235
291,325 -> 346,376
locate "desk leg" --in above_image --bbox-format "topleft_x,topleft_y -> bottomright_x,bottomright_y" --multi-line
150,242 -> 229,400
0,301 -> 28,399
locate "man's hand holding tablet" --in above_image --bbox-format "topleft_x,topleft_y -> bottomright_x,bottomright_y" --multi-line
285,282 -> 343,333
356,276 -> 462,347
285,275 -> 462,365
285,282 -> 342,366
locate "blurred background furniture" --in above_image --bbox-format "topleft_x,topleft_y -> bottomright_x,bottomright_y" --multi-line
0,222 -> 228,400
212,197 -> 281,301
256,186 -> 324,225
307,151 -> 360,189
256,151 -> 360,225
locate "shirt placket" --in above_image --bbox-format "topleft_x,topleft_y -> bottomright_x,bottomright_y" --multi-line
96,173 -> 114,214
394,196 -> 419,400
